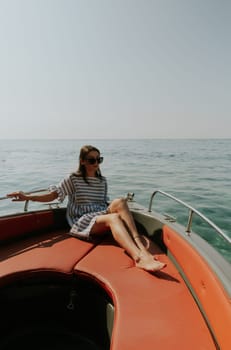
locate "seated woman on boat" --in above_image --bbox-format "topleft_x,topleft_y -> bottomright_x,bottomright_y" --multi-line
7,145 -> 166,273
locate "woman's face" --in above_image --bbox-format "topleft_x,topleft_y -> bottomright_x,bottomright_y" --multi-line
81,150 -> 102,173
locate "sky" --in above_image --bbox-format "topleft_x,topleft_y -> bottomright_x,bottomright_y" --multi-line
0,0 -> 230,139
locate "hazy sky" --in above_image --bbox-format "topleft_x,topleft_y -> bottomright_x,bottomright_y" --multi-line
0,0 -> 230,139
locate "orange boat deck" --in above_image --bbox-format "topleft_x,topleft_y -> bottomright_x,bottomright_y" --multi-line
0,211 -> 220,350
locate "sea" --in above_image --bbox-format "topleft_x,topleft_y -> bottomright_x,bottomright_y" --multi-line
0,138 -> 230,262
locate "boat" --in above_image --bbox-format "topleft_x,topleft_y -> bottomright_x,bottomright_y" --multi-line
0,189 -> 230,350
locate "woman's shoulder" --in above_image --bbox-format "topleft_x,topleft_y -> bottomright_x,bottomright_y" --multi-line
101,175 -> 107,182
69,172 -> 84,183
70,172 -> 79,178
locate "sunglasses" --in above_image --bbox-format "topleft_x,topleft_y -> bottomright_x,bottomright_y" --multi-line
86,156 -> 104,165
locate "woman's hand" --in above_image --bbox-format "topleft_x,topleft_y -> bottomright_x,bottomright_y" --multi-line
7,191 -> 29,201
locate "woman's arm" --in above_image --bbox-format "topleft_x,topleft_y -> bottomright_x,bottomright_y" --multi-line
7,190 -> 58,202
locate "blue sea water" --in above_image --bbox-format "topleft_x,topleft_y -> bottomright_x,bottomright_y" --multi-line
0,139 -> 230,260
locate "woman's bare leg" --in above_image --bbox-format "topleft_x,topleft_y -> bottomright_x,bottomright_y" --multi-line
108,198 -> 156,251
91,211 -> 166,272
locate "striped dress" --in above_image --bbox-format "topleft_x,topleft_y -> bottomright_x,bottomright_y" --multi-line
50,174 -> 109,240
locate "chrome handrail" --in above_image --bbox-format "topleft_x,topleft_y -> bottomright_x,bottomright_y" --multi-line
1,188 -> 49,212
149,190 -> 231,244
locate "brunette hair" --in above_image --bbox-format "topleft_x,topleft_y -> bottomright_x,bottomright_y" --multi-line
76,145 -> 102,183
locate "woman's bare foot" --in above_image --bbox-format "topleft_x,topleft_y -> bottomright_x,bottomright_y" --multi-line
135,251 -> 166,272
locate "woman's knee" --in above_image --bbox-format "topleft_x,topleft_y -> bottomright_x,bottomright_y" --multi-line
109,197 -> 127,212
94,213 -> 121,231
108,213 -> 121,224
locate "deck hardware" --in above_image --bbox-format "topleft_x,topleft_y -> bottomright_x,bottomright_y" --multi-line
67,289 -> 77,310
47,202 -> 60,209
24,200 -> 29,212
126,193 -> 135,201
186,209 -> 194,235
164,213 -> 176,223
149,189 -> 231,244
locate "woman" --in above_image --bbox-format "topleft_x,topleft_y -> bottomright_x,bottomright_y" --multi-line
7,145 -> 166,272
